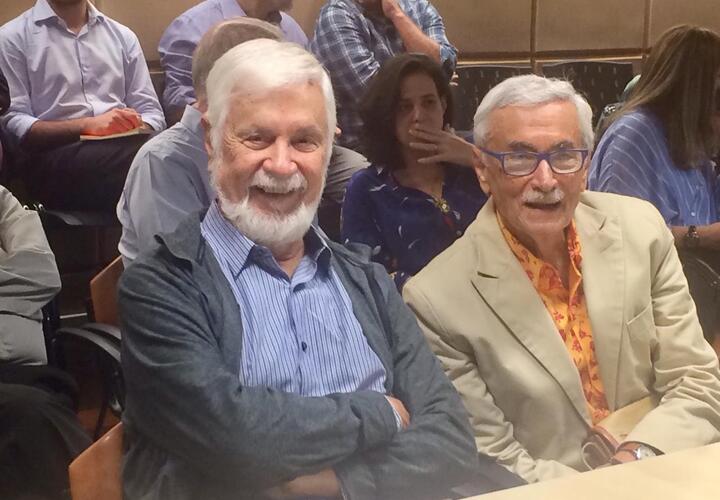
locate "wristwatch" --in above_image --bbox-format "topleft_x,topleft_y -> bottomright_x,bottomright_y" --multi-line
617,442 -> 658,461
684,225 -> 700,249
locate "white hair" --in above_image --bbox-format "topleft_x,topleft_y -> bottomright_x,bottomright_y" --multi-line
473,74 -> 594,151
204,39 -> 337,166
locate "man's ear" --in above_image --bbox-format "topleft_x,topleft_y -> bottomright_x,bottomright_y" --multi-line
581,152 -> 591,191
201,116 -> 214,157
472,147 -> 492,196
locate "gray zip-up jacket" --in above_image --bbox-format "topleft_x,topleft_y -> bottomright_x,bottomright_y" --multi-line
119,213 -> 478,500
0,186 -> 60,365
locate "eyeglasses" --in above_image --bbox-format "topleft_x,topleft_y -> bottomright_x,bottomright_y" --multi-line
478,146 -> 589,177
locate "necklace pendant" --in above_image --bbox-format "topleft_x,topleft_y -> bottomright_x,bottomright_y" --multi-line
436,198 -> 450,214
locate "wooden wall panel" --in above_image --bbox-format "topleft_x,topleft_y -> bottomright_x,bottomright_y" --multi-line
535,0 -> 645,53
288,0 -> 325,38
433,0 -> 532,55
649,0 -> 720,44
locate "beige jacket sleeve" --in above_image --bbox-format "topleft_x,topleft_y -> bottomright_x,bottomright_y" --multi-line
404,282 -> 578,483
623,209 -> 720,451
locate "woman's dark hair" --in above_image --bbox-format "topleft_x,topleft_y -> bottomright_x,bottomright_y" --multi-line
359,53 -> 454,169
611,25 -> 720,169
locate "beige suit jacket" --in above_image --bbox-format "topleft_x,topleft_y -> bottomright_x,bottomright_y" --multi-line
404,191 -> 720,483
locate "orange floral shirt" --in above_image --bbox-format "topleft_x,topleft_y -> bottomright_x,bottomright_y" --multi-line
499,216 -> 610,424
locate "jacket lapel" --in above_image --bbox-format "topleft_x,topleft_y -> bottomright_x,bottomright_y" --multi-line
575,199 -> 625,410
468,200 -> 591,423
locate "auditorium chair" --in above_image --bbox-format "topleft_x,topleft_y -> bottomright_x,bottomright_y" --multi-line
48,257 -> 125,439
69,422 -> 123,500
678,251 -> 720,347
540,61 -> 635,125
451,64 -> 533,132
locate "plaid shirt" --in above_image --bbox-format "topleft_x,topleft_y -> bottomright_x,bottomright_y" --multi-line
310,0 -> 457,150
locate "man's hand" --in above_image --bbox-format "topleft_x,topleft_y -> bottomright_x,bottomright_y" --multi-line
81,108 -> 142,136
264,469 -> 341,499
381,0 -> 404,19
386,395 -> 410,429
410,125 -> 477,167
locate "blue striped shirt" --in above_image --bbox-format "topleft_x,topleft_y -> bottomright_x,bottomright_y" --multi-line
589,108 -> 719,225
200,201 -> 388,397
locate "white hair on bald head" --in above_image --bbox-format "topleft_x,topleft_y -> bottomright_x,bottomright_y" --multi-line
204,39 -> 337,165
473,74 -> 594,151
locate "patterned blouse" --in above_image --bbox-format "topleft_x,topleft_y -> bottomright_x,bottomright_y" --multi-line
499,216 -> 611,424
341,164 -> 487,290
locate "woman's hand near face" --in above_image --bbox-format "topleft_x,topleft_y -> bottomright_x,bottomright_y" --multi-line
409,125 -> 477,167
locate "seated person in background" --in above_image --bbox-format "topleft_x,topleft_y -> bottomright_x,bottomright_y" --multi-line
590,25 -> 720,256
342,53 -> 486,290
0,185 -> 91,498
404,74 -> 720,483
159,0 -> 368,206
119,39 -> 479,500
311,0 -> 457,151
159,0 -> 307,123
0,0 -> 165,212
589,25 -> 720,351
118,17 -> 283,265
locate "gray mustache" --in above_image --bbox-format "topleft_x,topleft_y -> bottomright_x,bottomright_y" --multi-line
523,188 -> 564,204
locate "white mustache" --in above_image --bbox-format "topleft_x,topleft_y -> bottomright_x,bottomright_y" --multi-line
250,169 -> 307,194
523,188 -> 565,205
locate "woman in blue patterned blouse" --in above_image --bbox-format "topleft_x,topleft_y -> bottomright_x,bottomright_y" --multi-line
342,53 -> 487,290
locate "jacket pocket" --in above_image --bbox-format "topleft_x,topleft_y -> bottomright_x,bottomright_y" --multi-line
622,302 -> 656,387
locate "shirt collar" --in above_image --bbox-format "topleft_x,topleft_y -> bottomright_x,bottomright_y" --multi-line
33,0 -> 104,27
181,105 -> 204,135
201,200 -> 331,278
218,0 -> 246,19
497,212 -> 584,285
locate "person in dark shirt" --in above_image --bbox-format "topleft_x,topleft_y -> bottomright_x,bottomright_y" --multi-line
342,53 -> 486,290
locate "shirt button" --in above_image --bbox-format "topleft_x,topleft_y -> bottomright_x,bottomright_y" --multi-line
301,342 -> 308,352
691,212 -> 696,217
456,230 -> 462,236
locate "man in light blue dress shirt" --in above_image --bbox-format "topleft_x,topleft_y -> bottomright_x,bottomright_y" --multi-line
0,0 -> 165,211
119,39 -> 480,500
159,0 -> 307,122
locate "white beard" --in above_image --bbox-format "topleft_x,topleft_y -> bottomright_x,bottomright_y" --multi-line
211,162 -> 323,249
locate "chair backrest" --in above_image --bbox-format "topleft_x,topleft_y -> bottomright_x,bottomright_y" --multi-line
69,422 -> 123,500
89,256 -> 124,326
452,64 -> 533,131
540,60 -> 635,125
679,251 -> 720,342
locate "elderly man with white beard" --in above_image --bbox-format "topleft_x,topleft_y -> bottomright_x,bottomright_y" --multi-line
117,39 -> 479,500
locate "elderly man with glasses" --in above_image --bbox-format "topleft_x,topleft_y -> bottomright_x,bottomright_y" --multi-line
404,74 -> 720,483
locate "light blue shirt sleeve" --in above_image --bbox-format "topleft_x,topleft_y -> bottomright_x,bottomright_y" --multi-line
120,27 -> 166,131
117,109 -> 212,262
590,110 -> 718,226
0,22 -> 39,142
